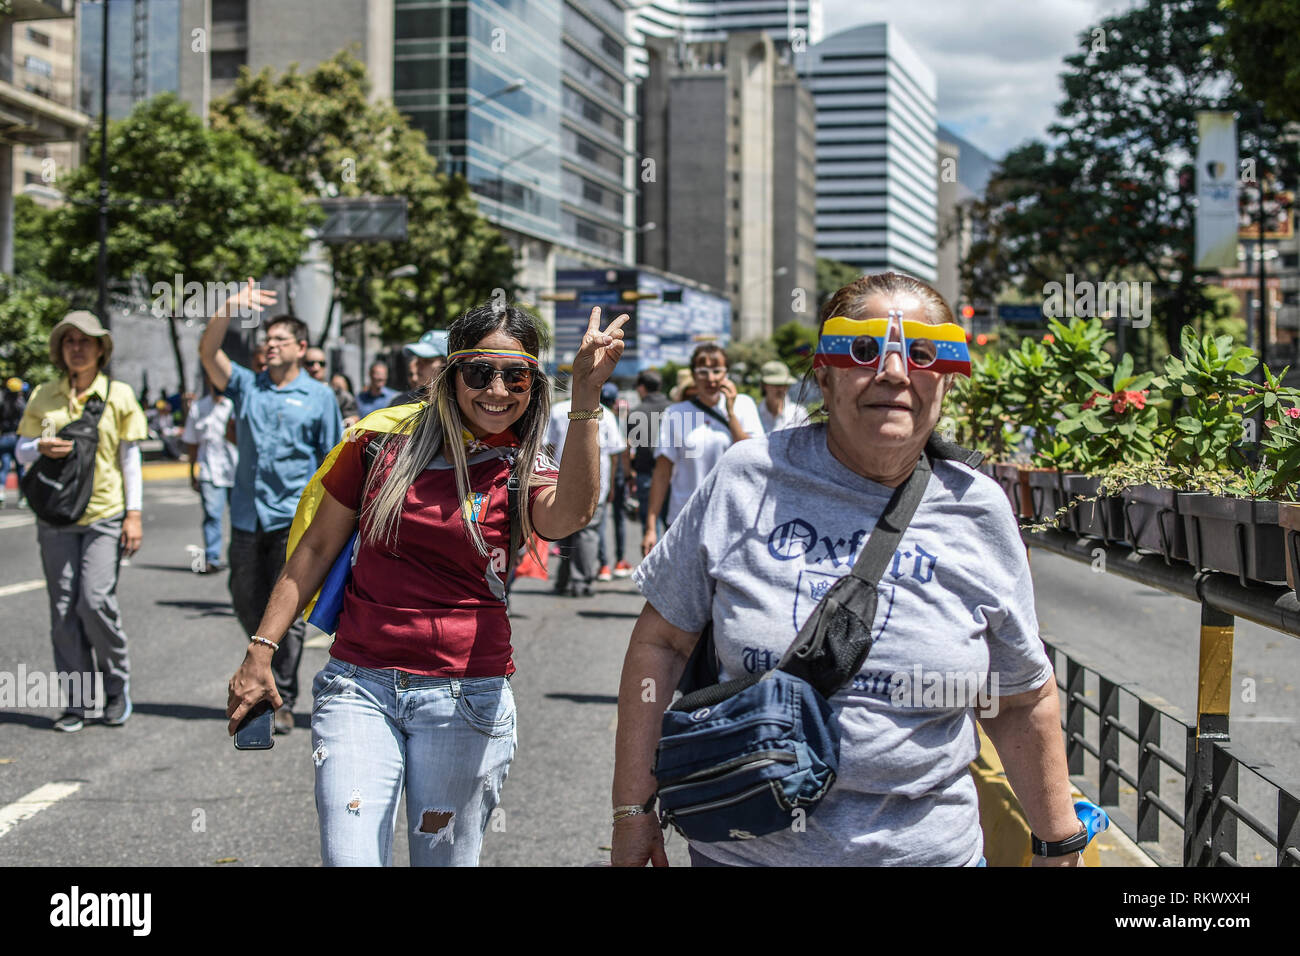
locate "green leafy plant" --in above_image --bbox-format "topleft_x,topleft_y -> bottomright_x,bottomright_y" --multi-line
1151,326 -> 1256,473
1056,351 -> 1160,470
1235,364 -> 1300,499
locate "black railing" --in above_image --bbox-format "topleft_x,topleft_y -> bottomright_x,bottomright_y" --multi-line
1028,529 -> 1300,867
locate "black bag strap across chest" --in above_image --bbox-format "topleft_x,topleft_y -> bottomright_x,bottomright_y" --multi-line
671,434 -> 980,711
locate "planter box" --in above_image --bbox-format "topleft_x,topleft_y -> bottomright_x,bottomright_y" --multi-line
1025,468 -> 1065,529
992,463 -> 1032,520
1279,502 -> 1300,595
1121,485 -> 1189,563
1180,494 -> 1287,586
1060,474 -> 1126,542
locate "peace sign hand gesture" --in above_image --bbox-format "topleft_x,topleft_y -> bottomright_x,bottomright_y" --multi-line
570,306 -> 629,405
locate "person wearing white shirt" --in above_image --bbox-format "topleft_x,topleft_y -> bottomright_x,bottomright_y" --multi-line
757,360 -> 810,434
642,344 -> 764,554
182,384 -> 238,573
547,393 -> 627,596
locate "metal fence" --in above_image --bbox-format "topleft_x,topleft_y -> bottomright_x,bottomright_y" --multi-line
1027,529 -> 1300,867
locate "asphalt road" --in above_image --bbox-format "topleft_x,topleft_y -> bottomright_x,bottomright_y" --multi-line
0,481 -> 689,867
0,481 -> 1296,866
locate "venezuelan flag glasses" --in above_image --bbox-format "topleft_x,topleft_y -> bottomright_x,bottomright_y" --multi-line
814,310 -> 971,376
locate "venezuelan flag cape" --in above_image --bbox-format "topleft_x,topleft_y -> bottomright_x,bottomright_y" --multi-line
288,403 -> 423,626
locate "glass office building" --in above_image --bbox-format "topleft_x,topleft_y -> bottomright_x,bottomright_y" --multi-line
394,0 -> 634,263
805,22 -> 938,282
78,0 -> 181,119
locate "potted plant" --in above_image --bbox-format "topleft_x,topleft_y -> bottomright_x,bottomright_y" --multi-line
1049,350 -> 1159,541
1228,365 -> 1300,588
1117,328 -> 1257,565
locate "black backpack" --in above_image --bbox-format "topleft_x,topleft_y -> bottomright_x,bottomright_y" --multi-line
21,384 -> 114,526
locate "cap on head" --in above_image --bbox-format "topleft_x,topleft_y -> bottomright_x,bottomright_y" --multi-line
760,361 -> 796,386
49,310 -> 113,371
405,329 -> 449,359
6,377 -> 22,393
601,382 -> 619,405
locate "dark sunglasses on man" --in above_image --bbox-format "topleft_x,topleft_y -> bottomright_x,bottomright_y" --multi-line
457,361 -> 534,393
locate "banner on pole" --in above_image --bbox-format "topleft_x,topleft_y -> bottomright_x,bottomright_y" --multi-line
1195,112 -> 1239,271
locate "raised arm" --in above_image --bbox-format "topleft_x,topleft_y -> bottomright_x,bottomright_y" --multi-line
200,277 -> 277,393
531,307 -> 627,540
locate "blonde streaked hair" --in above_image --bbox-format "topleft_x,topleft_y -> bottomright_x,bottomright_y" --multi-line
360,304 -> 554,564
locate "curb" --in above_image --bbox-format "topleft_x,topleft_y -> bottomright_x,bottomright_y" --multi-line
141,462 -> 192,482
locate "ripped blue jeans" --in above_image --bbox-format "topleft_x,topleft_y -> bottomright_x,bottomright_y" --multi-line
310,658 -> 516,866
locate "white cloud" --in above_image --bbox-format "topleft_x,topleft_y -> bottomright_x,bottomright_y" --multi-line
820,0 -> 1140,160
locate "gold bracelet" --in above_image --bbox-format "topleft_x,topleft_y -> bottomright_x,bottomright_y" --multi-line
567,406 -> 603,420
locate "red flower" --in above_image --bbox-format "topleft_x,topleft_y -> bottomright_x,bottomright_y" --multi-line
1112,395 -> 1128,414
1125,389 -> 1148,410
1081,391 -> 1101,411
1287,407 -> 1300,419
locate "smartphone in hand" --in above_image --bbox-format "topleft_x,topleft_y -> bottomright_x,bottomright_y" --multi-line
233,700 -> 275,750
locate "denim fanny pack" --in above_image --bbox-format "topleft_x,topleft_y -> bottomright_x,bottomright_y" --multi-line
651,437 -> 982,844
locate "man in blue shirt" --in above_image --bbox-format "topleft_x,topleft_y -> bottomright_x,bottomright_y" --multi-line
355,360 -> 397,417
200,280 -> 342,734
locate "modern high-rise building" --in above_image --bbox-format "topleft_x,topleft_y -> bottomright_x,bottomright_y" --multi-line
1,0 -> 87,274
393,0 -> 636,277
805,22 -> 938,283
936,124 -> 995,316
639,32 -> 816,341
78,0 -> 395,123
628,0 -> 822,75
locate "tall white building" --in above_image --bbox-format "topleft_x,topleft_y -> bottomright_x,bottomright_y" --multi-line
628,0 -> 822,74
806,22 -> 937,282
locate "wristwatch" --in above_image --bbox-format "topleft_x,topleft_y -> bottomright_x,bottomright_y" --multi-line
1030,823 -> 1088,857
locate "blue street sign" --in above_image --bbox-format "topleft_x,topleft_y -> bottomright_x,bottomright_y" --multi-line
997,304 -> 1046,324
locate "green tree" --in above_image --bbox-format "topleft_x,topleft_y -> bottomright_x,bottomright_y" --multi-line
0,275 -> 68,384
1217,0 -> 1300,122
210,50 -> 515,344
816,258 -> 860,310
964,0 -> 1298,366
39,94 -> 317,394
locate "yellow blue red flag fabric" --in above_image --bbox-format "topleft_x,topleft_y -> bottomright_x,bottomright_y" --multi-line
287,403 -> 422,623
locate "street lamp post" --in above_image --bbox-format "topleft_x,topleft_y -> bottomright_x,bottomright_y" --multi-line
97,0 -> 110,327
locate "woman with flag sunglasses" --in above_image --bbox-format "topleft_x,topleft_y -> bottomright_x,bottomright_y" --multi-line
615,272 -> 1080,867
227,301 -> 626,866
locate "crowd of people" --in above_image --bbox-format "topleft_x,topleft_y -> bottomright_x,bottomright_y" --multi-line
10,272 -> 1086,869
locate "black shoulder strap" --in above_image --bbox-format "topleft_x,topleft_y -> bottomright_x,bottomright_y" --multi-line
506,456 -> 521,580
689,397 -> 730,429
670,433 -> 983,711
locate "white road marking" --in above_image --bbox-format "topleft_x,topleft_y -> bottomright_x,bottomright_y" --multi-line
0,514 -> 35,531
0,781 -> 82,840
0,579 -> 44,599
1233,716 -> 1296,723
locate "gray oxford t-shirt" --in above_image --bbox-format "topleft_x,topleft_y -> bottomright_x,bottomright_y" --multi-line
633,424 -> 1052,866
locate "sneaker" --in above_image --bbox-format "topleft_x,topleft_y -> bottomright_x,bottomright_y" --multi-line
273,707 -> 294,735
53,711 -> 84,733
597,566 -> 613,582
613,560 -> 632,578
102,693 -> 132,726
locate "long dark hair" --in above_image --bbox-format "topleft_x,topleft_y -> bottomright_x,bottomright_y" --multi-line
361,304 -> 554,560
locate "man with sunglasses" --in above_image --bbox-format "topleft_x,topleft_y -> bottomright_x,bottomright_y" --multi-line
641,344 -> 763,556
305,347 -> 359,427
200,280 -> 343,735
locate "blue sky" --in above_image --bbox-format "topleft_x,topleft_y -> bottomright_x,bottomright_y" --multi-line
822,0 -> 1138,161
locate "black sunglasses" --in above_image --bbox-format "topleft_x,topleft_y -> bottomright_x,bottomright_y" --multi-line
457,362 -> 534,393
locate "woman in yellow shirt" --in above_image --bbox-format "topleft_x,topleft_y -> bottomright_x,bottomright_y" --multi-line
16,312 -> 149,733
